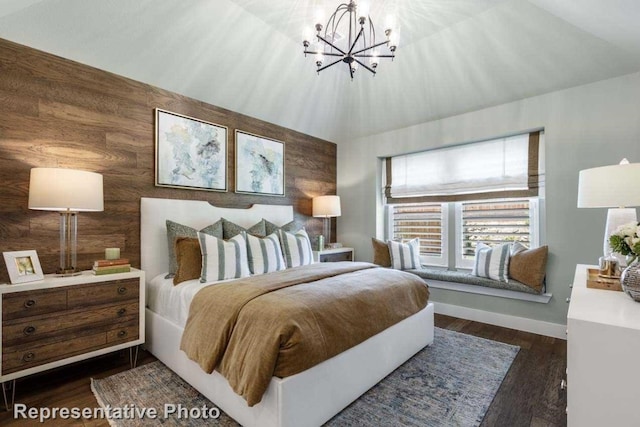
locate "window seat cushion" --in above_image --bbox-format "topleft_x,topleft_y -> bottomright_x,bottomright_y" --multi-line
407,268 -> 540,295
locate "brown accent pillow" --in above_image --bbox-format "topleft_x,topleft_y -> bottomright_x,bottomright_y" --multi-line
173,237 -> 202,286
509,245 -> 548,293
372,238 -> 392,268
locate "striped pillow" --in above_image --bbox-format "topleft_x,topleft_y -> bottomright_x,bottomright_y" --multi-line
471,243 -> 510,282
387,238 -> 421,270
246,232 -> 286,275
279,229 -> 314,268
198,232 -> 250,282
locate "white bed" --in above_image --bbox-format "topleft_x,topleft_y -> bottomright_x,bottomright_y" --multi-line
141,197 -> 435,427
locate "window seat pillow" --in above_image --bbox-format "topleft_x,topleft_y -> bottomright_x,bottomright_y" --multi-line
407,268 -> 541,295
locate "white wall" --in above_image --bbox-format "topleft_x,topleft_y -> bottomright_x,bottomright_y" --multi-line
337,71 -> 640,326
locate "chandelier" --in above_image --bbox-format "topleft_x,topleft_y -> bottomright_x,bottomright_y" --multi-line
302,1 -> 398,79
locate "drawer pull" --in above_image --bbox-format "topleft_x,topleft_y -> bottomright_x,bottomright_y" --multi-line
23,326 -> 36,336
117,330 -> 127,338
117,287 -> 127,295
24,299 -> 36,308
22,352 -> 35,362
117,308 -> 127,316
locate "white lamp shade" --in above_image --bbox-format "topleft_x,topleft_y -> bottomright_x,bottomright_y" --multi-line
313,195 -> 341,217
577,161 -> 640,208
28,168 -> 104,212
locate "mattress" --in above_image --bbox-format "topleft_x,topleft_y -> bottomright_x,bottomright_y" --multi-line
146,273 -> 231,327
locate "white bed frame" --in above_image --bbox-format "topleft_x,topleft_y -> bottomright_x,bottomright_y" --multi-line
141,197 -> 435,427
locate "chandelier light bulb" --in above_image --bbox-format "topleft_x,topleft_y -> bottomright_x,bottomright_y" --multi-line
388,31 -> 399,52
385,14 -> 396,32
370,50 -> 379,69
316,52 -> 324,68
315,7 -> 325,26
302,27 -> 314,48
351,60 -> 359,74
358,1 -> 370,22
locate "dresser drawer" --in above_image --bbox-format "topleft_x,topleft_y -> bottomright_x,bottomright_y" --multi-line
2,289 -> 67,321
107,324 -> 139,344
2,302 -> 139,346
2,331 -> 107,374
67,278 -> 139,308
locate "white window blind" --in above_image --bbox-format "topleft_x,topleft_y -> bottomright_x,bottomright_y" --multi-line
459,199 -> 532,259
389,133 -> 534,201
390,203 -> 447,266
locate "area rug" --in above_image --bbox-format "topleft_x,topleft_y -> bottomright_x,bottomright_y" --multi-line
91,328 -> 519,426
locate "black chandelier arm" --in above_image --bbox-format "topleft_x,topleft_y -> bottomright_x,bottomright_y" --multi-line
352,57 -> 377,75
317,57 -> 344,73
351,39 -> 391,56
354,53 -> 395,58
316,34 -> 347,55
304,50 -> 344,58
348,62 -> 354,79
348,27 -> 365,55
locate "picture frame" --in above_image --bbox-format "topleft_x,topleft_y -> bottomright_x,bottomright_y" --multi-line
3,250 -> 44,284
155,108 -> 228,192
235,130 -> 285,197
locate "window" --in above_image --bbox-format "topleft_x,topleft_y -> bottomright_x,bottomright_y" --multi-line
384,131 -> 544,269
455,198 -> 538,269
389,203 -> 448,266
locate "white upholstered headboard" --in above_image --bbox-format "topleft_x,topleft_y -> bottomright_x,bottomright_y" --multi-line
140,197 -> 294,281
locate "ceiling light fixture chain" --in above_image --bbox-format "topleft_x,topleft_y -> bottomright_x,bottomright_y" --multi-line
302,1 -> 398,79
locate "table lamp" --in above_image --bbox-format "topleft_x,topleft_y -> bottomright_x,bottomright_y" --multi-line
28,168 -> 104,275
313,195 -> 341,249
577,158 -> 640,264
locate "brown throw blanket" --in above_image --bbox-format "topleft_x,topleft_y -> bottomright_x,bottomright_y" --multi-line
180,262 -> 429,406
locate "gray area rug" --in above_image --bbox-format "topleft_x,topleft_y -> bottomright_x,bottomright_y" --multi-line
92,328 -> 519,426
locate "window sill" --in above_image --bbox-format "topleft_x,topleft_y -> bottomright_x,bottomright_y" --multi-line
426,278 -> 552,303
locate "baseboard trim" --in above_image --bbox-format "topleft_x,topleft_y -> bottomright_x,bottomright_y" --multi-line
434,301 -> 567,340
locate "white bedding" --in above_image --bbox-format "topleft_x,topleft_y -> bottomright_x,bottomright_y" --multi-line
146,274 -> 231,327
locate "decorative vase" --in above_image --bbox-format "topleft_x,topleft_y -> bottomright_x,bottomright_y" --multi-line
620,259 -> 640,302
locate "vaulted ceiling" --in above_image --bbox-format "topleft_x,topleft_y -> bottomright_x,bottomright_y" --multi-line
1,0 -> 639,143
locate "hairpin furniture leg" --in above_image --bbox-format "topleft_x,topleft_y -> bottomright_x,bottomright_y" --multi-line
129,346 -> 139,369
2,380 -> 15,411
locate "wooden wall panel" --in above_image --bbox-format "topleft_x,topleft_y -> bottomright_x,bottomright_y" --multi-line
0,38 -> 336,282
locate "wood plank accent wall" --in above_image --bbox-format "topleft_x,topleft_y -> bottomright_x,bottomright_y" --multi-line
0,38 -> 336,282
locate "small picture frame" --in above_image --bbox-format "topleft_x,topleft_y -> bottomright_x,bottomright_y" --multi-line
3,250 -> 44,284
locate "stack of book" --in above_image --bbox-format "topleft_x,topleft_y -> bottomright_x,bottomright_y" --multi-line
92,258 -> 131,275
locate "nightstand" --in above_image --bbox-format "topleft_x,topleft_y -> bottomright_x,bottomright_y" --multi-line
0,269 -> 145,409
313,247 -> 355,263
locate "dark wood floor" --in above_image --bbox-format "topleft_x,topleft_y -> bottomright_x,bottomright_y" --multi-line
0,314 -> 567,426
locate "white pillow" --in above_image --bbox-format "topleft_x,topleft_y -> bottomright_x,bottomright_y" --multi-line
279,229 -> 314,268
387,238 -> 421,270
246,232 -> 286,275
471,242 -> 510,282
198,232 -> 250,282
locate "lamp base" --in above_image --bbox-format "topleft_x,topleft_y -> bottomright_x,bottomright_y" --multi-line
56,267 -> 81,277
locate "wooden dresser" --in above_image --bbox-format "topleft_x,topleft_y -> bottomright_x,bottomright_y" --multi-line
0,269 -> 144,406
567,264 -> 640,426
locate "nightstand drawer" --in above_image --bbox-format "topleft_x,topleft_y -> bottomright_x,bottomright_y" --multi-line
67,278 -> 139,308
320,251 -> 353,262
2,302 -> 139,346
2,289 -> 67,321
